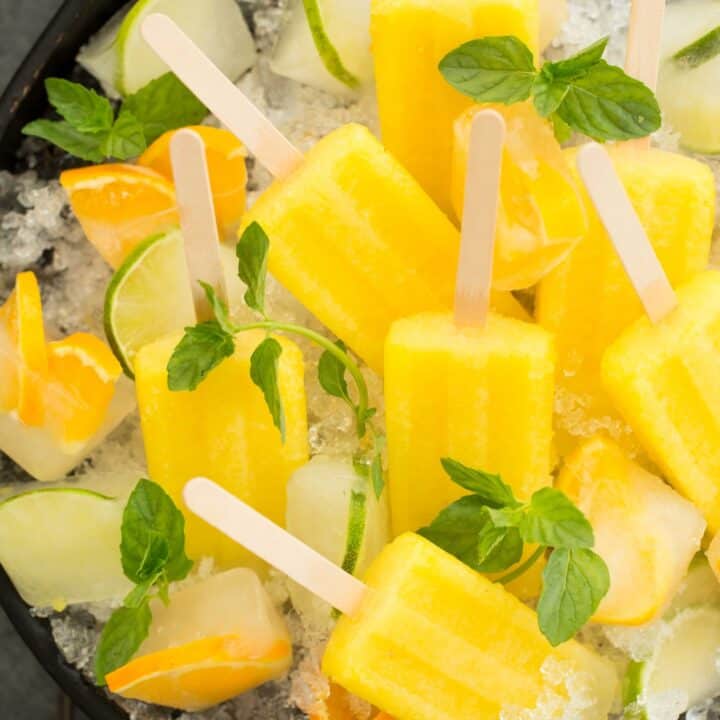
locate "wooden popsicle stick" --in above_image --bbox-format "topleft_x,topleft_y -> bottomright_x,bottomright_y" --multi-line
141,13 -> 304,179
454,110 -> 506,328
170,128 -> 228,322
624,0 -> 666,151
183,477 -> 368,615
577,143 -> 678,324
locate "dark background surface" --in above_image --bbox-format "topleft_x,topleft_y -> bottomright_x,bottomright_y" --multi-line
1,1 -> 91,718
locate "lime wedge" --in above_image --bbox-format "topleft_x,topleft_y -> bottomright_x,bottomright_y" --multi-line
77,6 -> 127,99
0,488 -> 131,608
104,229 -> 195,378
285,456 -> 389,628
623,605 -> 720,719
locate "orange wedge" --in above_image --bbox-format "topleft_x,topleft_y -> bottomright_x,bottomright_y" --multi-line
60,164 -> 179,268
0,272 -> 47,425
106,635 -> 291,712
45,333 -> 122,445
138,126 -> 247,239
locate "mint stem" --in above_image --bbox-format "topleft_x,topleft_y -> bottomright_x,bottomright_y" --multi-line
231,320 -> 370,437
495,545 -> 545,586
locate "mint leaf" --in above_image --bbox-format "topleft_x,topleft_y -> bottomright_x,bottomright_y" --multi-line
45,78 -> 113,133
250,337 -> 286,441
237,222 -> 270,315
439,36 -> 537,104
440,458 -> 517,508
318,340 -> 352,403
199,281 -> 234,334
486,505 -> 525,528
21,120 -> 106,162
674,25 -> 720,69
120,479 -> 193,584
167,321 -> 235,392
95,602 -> 152,685
122,73 -> 208,145
123,577 -> 157,610
521,487 -> 594,549
371,444 -> 385,499
537,548 -> 610,646
533,72 -> 569,117
544,37 -> 609,78
554,62 -> 661,141
476,523 -> 523,573
551,113 -> 573,143
101,109 -> 147,160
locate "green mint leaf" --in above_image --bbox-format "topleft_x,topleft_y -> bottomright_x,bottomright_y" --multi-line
419,495 -> 493,571
673,25 -> 720,69
120,479 -> 193,585
157,579 -> 171,607
486,505 -> 525,528
250,337 -> 286,441
476,522 -> 524,573
537,548 -> 610,646
440,458 -> 517,508
94,602 -> 152,685
439,36 -> 537,104
199,281 -> 234,334
302,0 -> 360,89
236,222 -> 270,315
122,73 -> 208,145
318,340 -> 352,404
371,444 -> 385,499
554,61 -> 661,141
21,120 -> 106,163
45,78 -> 114,133
551,113 -> 573,143
532,72 -> 569,117
543,37 -> 609,79
358,407 -> 376,439
122,575 -> 159,609
167,321 -> 235,392
101,109 -> 147,160
520,487 -> 594,549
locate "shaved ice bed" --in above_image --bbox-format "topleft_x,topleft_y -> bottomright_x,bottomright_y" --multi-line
2,0 -> 720,719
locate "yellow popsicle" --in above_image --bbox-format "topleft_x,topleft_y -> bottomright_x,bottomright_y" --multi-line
370,0 -> 539,215
134,330 -> 309,569
536,145 -> 715,458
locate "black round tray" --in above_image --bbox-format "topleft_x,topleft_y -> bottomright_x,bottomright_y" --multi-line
0,3 -> 128,717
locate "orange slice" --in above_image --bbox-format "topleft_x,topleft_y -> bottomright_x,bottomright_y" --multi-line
45,333 -> 122,445
107,635 -> 291,712
0,272 -> 47,425
138,126 -> 247,239
60,164 -> 179,268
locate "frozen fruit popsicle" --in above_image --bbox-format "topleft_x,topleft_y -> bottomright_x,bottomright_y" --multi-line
535,0 -> 715,458
451,102 -> 588,290
140,14 -> 528,375
370,0 -> 539,215
578,142 -> 720,534
183,477 -> 617,720
385,113 -> 555,592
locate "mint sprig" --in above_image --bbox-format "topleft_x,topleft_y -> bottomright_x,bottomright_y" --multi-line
419,459 -> 609,646
23,74 -> 207,162
95,479 -> 193,685
440,35 -> 661,142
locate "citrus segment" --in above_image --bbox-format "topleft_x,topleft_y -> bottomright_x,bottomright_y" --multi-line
139,126 -> 248,239
45,333 -> 122,445
60,164 -> 178,268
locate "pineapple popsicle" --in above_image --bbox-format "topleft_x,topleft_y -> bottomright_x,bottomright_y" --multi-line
535,0 -> 715,457
140,14 -> 528,376
370,0 -> 539,215
183,479 -> 618,720
578,143 -> 720,534
386,112 -> 554,552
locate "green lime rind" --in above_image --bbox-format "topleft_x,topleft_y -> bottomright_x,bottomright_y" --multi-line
0,487 -> 115,509
115,0 -> 155,96
302,0 -> 360,89
674,25 -> 720,69
340,488 -> 367,577
622,661 -> 648,720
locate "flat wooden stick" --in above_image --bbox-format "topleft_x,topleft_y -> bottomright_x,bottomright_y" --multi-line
577,143 -> 677,324
184,477 -> 368,615
624,0 -> 666,151
170,129 -> 228,322
142,13 -> 304,179
454,110 -> 506,328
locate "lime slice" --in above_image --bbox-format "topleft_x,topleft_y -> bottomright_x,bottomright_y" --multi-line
285,455 -> 389,628
0,488 -> 132,608
77,6 -> 127,99
271,0 -> 373,97
104,229 -> 195,378
623,605 -> 720,719
115,0 -> 256,96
